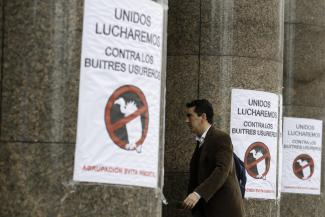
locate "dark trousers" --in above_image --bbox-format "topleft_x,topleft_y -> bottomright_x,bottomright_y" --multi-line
192,200 -> 206,217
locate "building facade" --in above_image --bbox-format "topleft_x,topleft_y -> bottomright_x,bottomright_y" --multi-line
0,0 -> 325,217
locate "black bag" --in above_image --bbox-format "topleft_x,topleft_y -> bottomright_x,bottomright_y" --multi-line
233,153 -> 247,198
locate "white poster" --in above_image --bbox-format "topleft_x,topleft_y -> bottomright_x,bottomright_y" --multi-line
73,0 -> 164,188
230,89 -> 279,199
281,117 -> 323,194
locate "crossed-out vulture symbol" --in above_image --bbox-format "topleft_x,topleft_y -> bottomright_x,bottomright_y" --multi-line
105,85 -> 149,153
293,154 -> 314,180
244,142 -> 271,180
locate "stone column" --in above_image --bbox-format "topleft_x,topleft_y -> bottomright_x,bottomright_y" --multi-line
280,0 -> 325,216
0,1 -> 162,217
164,0 -> 283,217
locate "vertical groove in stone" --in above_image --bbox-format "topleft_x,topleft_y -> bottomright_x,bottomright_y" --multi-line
164,0 -> 201,216
281,0 -> 325,216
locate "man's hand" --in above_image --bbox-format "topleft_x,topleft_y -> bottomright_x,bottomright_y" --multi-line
182,192 -> 200,209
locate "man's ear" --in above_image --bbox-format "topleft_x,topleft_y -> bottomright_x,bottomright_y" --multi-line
201,113 -> 207,121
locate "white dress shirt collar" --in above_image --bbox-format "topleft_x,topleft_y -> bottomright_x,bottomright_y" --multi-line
195,125 -> 211,147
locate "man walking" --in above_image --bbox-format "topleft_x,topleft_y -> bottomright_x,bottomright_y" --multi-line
183,99 -> 244,217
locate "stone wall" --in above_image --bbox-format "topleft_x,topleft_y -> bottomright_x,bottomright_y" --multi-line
164,0 -> 283,217
0,1 -> 161,217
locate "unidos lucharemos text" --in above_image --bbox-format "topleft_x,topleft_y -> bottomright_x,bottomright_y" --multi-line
83,7 -> 162,81
95,8 -> 161,48
237,99 -> 278,118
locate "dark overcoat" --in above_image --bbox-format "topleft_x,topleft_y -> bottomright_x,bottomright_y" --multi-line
188,127 -> 244,217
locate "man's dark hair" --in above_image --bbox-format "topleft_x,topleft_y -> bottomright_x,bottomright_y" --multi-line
186,99 -> 214,124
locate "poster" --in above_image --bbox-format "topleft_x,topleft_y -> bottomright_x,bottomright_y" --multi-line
230,89 -> 279,199
73,0 -> 164,188
281,117 -> 322,194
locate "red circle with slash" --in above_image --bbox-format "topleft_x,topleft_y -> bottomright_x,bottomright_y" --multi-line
244,142 -> 271,179
292,154 -> 314,180
104,85 -> 149,150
